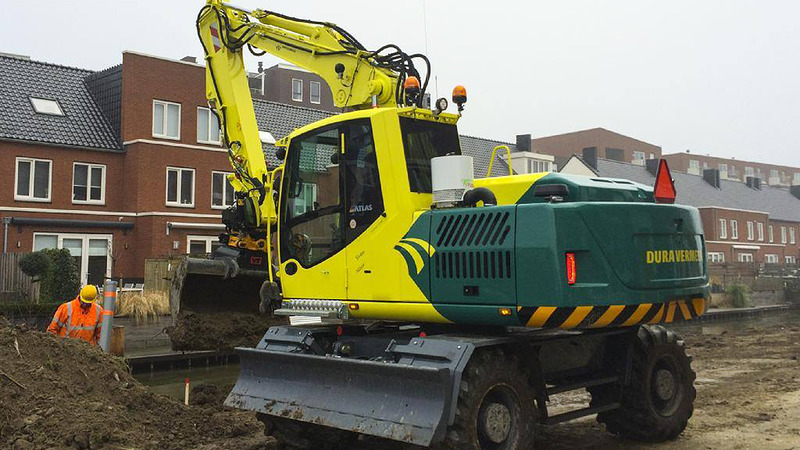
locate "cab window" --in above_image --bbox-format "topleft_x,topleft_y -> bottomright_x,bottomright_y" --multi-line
399,118 -> 461,193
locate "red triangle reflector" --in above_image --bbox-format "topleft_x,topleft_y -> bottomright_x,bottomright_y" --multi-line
654,159 -> 676,204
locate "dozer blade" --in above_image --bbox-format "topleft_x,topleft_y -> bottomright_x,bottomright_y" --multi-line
167,257 -> 283,351
226,328 -> 475,446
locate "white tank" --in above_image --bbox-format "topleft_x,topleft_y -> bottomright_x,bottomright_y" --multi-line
431,155 -> 474,207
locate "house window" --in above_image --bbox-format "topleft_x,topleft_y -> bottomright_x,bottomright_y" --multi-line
197,107 -> 221,144
291,79 -> 303,102
187,235 -> 223,255
730,220 -> 738,239
718,163 -> 728,178
30,97 -> 64,116
72,163 -> 105,204
211,171 -> 235,209
605,148 -> 624,161
757,222 -> 764,242
632,151 -> 645,161
15,157 -> 52,202
153,100 -> 181,139
166,167 -> 195,207
718,219 -> 727,239
745,166 -> 754,177
528,159 -> 551,173
729,165 -> 737,178
707,252 -> 725,263
765,254 -> 779,264
794,172 -> 800,183
649,153 -> 655,159
787,256 -> 797,265
791,227 -> 796,245
746,221 -> 754,241
689,160 -> 699,169
781,226 -> 787,244
293,182 -> 317,216
33,233 -> 111,286
769,225 -> 774,243
310,81 -> 321,104
770,169 -> 779,178
737,253 -> 753,263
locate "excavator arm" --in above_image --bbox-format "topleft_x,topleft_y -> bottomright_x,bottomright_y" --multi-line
196,0 -> 429,230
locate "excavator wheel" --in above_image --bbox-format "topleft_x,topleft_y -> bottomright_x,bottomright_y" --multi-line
589,325 -> 696,442
257,414 -> 357,450
436,348 -> 538,450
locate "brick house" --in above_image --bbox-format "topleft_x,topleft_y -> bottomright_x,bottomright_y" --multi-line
663,152 -> 800,187
560,155 -> 800,265
525,128 -> 662,170
0,52 -> 511,285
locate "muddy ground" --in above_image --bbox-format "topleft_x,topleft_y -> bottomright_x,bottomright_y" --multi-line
2,315 -> 799,449
166,311 -> 285,351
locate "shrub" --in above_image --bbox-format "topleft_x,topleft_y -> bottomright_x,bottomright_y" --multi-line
727,283 -> 751,308
116,291 -> 169,324
17,252 -> 51,280
18,249 -> 81,303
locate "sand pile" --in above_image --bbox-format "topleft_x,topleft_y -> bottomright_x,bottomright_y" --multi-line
167,311 -> 284,351
0,319 -> 272,450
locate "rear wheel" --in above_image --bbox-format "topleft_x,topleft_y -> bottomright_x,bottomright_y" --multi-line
589,325 -> 696,442
438,348 -> 538,450
258,414 -> 357,450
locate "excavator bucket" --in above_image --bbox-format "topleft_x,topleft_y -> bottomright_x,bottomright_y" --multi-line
167,256 -> 283,351
225,326 -> 475,446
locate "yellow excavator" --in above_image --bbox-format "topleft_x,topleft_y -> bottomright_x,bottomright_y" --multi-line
171,1 -> 710,448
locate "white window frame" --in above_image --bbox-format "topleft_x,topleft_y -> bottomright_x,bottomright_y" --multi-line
707,252 -> 725,263
765,254 -> 779,264
746,221 -> 754,241
791,227 -> 796,245
72,162 -> 106,205
731,220 -> 738,240
786,256 -> 797,265
745,166 -> 754,177
689,160 -> 699,169
737,253 -> 753,263
196,107 -> 221,145
769,225 -> 774,243
632,151 -> 645,161
291,78 -> 303,102
718,219 -> 727,239
14,157 -> 52,202
152,99 -> 181,140
781,226 -> 787,244
30,97 -> 65,116
757,222 -> 764,242
165,167 -> 196,208
211,171 -> 235,209
309,81 -> 321,104
32,232 -> 112,286
186,235 -> 220,255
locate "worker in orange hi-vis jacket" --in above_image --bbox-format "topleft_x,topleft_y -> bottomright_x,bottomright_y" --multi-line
47,285 -> 104,345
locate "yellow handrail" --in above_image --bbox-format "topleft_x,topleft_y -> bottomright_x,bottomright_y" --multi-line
487,145 -> 513,177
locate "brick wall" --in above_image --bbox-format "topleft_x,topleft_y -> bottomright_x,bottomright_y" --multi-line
531,128 -> 662,163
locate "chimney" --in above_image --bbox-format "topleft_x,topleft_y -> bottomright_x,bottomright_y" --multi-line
582,147 -> 597,170
746,176 -> 762,190
703,169 -> 721,188
180,56 -> 197,64
645,158 -> 659,176
791,185 -> 800,200
515,134 -> 531,152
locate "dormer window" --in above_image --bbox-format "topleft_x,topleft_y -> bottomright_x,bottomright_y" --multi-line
30,97 -> 64,116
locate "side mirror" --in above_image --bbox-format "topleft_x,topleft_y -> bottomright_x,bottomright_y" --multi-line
330,152 -> 340,165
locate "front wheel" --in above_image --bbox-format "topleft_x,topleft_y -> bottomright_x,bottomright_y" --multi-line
590,325 -> 696,442
437,348 -> 538,450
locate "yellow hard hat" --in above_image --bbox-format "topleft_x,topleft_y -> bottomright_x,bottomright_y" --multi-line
79,285 -> 98,303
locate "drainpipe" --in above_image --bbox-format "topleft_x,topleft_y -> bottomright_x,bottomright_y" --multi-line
99,279 -> 118,352
2,217 -> 10,254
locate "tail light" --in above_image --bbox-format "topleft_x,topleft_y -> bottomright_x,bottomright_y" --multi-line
566,252 -> 577,285
654,159 -> 676,204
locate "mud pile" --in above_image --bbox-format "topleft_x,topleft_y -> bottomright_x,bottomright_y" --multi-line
0,319 -> 272,450
167,311 -> 285,351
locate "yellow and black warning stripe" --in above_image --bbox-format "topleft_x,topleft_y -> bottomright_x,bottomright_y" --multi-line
517,298 -> 706,329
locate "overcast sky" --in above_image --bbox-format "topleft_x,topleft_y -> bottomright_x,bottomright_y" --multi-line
4,1 -> 799,166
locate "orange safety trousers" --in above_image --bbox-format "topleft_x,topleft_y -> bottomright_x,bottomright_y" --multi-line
47,298 -> 104,345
